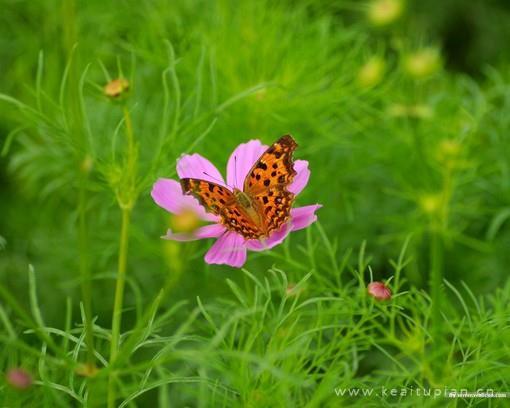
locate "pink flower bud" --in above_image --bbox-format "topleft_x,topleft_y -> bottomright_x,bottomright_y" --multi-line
6,368 -> 32,390
367,281 -> 392,301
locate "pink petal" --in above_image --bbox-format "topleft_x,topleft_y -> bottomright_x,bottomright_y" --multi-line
162,223 -> 226,241
226,140 -> 268,189
151,178 -> 219,222
245,223 -> 292,251
204,231 -> 247,268
289,160 -> 310,195
177,153 -> 227,187
290,204 -> 322,231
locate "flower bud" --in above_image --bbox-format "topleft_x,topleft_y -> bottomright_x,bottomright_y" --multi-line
6,368 -> 32,390
387,103 -> 433,119
437,139 -> 461,159
104,78 -> 130,98
409,104 -> 433,119
419,193 -> 442,215
436,139 -> 465,171
80,155 -> 94,174
357,56 -> 386,88
403,48 -> 441,79
367,0 -> 404,27
367,281 -> 392,301
75,362 -> 99,377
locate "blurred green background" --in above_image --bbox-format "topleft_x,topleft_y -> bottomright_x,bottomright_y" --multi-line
1,0 -> 510,406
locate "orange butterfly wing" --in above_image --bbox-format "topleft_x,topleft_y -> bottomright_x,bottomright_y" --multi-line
180,178 -> 264,238
243,135 -> 298,236
180,179 -> 233,215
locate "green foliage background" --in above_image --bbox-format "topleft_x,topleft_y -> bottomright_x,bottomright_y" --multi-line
0,0 -> 509,406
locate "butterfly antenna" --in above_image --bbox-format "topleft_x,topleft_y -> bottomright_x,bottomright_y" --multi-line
202,171 -> 224,185
234,155 -> 238,187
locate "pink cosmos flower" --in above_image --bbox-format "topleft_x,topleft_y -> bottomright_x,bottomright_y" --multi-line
151,139 -> 321,268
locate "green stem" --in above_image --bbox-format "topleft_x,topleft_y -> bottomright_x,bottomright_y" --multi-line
107,104 -> 137,407
429,227 -> 443,378
78,183 -> 95,365
108,207 -> 132,408
65,0 -> 95,369
61,0 -> 83,146
430,230 -> 442,318
123,106 -> 135,156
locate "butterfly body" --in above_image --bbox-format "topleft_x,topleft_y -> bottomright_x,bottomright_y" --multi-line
232,187 -> 266,233
233,188 -> 253,209
181,135 -> 298,240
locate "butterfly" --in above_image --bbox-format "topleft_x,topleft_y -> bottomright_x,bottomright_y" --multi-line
180,135 -> 298,240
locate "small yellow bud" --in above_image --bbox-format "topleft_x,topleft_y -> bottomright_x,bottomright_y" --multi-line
403,48 -> 441,79
387,103 -> 408,117
438,139 -> 461,157
387,103 -> 433,119
357,56 -> 386,88
367,0 -> 404,27
75,362 -> 99,378
170,209 -> 201,234
419,194 -> 442,215
80,155 -> 94,174
436,139 -> 463,168
409,104 -> 433,119
104,78 -> 130,98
